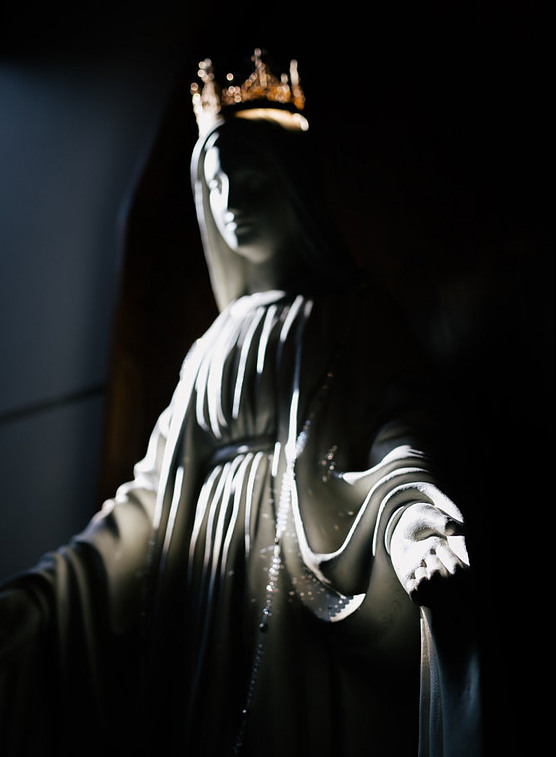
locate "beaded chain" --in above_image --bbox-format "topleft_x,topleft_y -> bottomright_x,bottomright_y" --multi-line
233,372 -> 337,754
232,292 -> 358,753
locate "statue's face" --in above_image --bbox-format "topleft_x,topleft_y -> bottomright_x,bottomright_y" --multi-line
203,131 -> 296,264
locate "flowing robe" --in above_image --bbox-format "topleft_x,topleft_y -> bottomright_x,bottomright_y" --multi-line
0,285 -> 480,756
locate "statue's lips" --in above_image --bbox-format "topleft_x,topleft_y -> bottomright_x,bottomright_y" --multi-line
225,216 -> 254,234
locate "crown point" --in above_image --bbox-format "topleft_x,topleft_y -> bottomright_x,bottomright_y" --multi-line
191,49 -> 307,137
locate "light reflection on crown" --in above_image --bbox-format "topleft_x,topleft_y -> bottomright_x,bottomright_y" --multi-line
191,48 -> 309,137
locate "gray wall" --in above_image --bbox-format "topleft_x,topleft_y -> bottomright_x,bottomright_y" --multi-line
0,14 -> 183,577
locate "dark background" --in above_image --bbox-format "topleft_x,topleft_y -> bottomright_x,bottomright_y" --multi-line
0,2 -> 553,753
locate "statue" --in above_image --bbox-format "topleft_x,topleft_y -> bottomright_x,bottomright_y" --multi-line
0,49 -> 482,756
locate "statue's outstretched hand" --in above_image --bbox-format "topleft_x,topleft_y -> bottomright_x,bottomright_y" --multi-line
388,502 -> 470,606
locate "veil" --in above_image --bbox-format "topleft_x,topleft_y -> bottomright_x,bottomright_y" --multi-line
190,115 -> 360,311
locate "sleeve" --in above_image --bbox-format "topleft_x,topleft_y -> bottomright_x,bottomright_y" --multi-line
0,371 -> 183,757
75,400 -> 173,634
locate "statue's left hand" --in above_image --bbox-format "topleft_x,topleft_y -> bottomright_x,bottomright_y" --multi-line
388,502 -> 470,606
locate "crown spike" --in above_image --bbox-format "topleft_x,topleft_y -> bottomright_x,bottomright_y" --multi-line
191,49 -> 308,137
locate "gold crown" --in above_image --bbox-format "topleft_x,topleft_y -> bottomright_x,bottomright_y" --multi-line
191,48 -> 308,137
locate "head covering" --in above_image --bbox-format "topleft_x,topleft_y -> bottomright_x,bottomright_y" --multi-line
190,115 -> 360,311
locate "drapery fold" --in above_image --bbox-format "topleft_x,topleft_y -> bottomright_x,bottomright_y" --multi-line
0,286 -> 482,756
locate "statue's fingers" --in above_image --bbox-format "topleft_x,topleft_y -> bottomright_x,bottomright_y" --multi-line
413,565 -> 428,584
444,517 -> 465,537
446,534 -> 470,566
412,504 -> 465,540
436,539 -> 469,572
422,552 -> 450,579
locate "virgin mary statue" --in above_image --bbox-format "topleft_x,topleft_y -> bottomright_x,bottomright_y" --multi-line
0,49 -> 481,756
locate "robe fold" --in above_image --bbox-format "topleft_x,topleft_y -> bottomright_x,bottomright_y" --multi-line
0,285 -> 481,756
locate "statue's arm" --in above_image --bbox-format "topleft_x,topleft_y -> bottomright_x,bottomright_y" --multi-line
0,371 -> 183,653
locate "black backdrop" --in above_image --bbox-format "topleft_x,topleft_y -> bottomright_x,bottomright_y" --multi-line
2,3 -> 553,754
